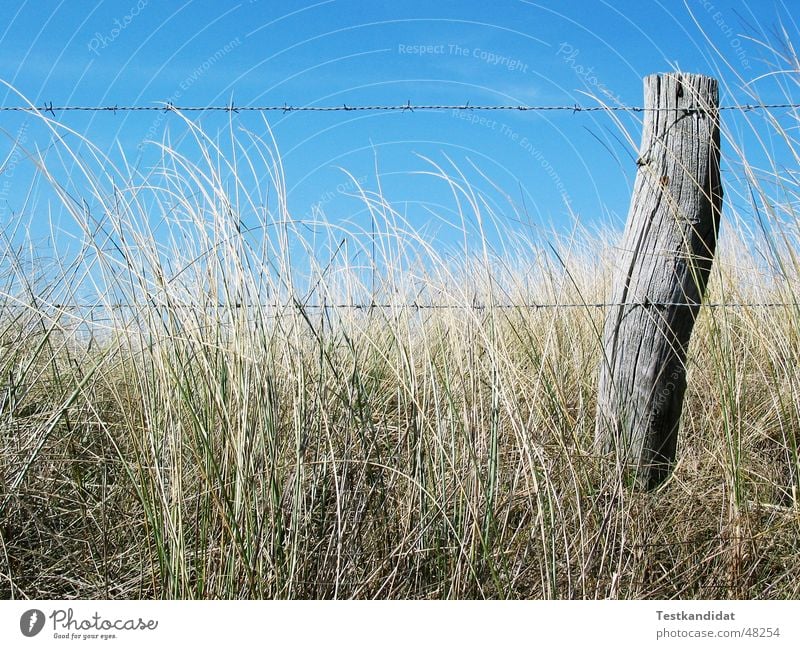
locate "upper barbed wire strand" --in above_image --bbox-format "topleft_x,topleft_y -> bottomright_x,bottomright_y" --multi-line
0,102 -> 797,113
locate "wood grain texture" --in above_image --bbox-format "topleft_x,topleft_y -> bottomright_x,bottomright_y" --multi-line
595,73 -> 723,490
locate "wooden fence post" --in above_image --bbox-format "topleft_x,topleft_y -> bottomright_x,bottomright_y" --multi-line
595,73 -> 723,490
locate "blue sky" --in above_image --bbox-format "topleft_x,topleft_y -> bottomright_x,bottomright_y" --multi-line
0,0 -> 798,259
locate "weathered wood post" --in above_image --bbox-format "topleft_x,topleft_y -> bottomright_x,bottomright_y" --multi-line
595,73 -> 723,490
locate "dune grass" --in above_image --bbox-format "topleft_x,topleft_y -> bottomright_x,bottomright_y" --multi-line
1,74 -> 800,600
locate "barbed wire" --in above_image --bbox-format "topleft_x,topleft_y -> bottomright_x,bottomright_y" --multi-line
3,300 -> 799,311
0,101 -> 798,116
